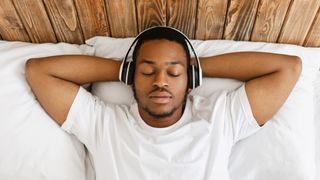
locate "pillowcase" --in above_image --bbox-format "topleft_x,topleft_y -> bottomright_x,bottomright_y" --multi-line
85,36 -> 319,180
315,70 -> 320,180
0,41 -> 94,180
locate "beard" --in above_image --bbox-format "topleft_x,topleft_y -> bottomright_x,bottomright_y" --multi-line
142,106 -> 178,120
132,85 -> 188,120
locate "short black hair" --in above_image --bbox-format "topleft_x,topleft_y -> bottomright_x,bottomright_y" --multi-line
132,27 -> 191,64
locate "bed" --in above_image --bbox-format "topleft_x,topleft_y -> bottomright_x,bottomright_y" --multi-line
0,0 -> 319,180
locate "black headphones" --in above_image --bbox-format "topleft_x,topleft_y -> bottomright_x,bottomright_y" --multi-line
119,26 -> 202,89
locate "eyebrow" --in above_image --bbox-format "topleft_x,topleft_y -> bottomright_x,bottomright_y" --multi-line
140,59 -> 184,66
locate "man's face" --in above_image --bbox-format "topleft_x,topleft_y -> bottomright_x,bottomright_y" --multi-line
133,39 -> 188,121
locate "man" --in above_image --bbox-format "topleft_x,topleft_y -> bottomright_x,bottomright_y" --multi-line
25,27 -> 301,180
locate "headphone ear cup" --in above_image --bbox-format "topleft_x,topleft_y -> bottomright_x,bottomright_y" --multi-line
193,65 -> 199,87
126,61 -> 135,85
188,65 -> 195,89
188,65 -> 201,89
120,60 -> 135,85
120,61 -> 128,83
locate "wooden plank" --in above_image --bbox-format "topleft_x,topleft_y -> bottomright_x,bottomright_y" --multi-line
278,0 -> 320,45
167,0 -> 197,39
74,0 -> 110,40
43,0 -> 84,44
251,0 -> 291,43
105,0 -> 138,37
12,0 -> 57,43
304,8 -> 320,47
0,0 -> 30,42
136,0 -> 166,33
196,0 -> 228,40
223,0 -> 260,41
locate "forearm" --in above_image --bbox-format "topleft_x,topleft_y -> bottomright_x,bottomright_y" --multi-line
200,52 -> 301,82
25,55 -> 121,124
26,55 -> 121,85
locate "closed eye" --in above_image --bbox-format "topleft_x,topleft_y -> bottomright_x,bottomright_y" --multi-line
141,72 -> 154,76
167,67 -> 182,77
168,72 -> 181,77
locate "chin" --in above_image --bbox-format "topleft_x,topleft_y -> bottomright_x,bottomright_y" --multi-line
144,107 -> 177,119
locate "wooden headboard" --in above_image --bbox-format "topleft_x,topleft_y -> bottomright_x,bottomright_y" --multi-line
0,0 -> 319,47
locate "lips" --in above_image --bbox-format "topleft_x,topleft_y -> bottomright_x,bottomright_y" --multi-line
149,92 -> 172,104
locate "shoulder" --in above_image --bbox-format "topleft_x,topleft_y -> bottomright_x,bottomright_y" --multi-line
71,86 -> 133,119
189,89 -> 228,108
189,85 -> 249,117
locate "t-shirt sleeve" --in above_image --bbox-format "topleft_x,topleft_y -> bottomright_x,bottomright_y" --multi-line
225,84 -> 261,143
61,86 -> 116,150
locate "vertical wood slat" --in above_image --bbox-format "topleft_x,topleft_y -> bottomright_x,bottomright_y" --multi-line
0,0 -> 30,42
304,7 -> 320,47
12,0 -> 57,43
73,0 -> 110,40
167,0 -> 197,39
278,0 -> 320,45
251,0 -> 291,43
105,0 -> 138,37
223,0 -> 260,41
136,0 -> 166,33
196,0 -> 228,40
43,0 -> 84,44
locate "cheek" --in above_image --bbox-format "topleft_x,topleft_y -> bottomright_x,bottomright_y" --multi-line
133,76 -> 151,97
173,74 -> 188,86
134,74 -> 151,88
169,76 -> 188,95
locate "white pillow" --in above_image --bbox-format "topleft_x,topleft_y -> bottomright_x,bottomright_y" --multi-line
0,41 -> 94,180
314,70 -> 320,180
86,36 -> 319,180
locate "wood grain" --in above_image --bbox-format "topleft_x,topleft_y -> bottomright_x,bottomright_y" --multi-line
196,0 -> 228,40
251,0 -> 291,42
43,0 -> 84,44
0,0 -> 30,41
105,0 -> 138,37
12,0 -> 57,43
224,0 -> 260,41
136,0 -> 166,33
278,0 -> 320,45
74,0 -> 110,40
304,7 -> 320,47
0,0 -> 319,47
167,0 -> 197,39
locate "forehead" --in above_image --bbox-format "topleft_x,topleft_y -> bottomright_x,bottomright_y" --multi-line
136,39 -> 188,65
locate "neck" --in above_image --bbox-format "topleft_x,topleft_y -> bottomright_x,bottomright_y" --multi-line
138,106 -> 183,128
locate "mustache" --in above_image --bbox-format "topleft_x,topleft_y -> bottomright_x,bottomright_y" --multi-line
149,87 -> 173,96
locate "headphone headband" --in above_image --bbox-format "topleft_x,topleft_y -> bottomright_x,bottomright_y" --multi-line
119,26 -> 202,89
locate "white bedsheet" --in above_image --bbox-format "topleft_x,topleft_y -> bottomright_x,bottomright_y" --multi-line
315,69 -> 320,180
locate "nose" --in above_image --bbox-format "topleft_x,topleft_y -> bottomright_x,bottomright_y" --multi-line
153,71 -> 168,88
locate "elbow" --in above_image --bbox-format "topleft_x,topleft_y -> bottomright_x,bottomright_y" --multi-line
25,58 -> 36,71
25,58 -> 42,83
287,56 -> 302,77
25,58 -> 36,78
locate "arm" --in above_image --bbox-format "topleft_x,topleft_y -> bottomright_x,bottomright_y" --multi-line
25,55 -> 121,126
200,52 -> 302,126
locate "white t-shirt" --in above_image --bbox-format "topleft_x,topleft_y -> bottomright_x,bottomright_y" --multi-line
62,84 -> 261,180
